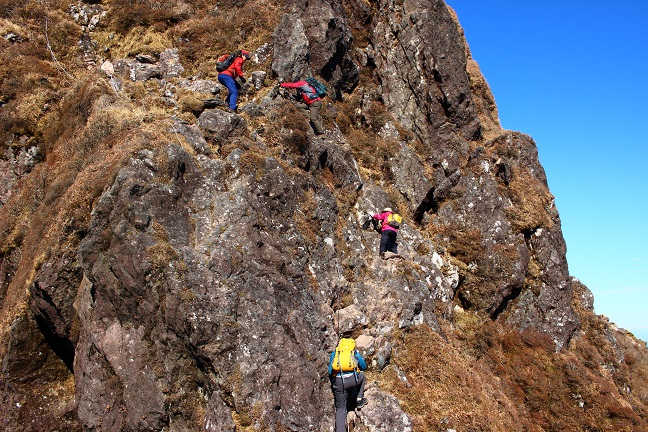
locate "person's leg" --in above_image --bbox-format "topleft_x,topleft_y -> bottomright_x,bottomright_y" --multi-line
309,100 -> 324,134
294,101 -> 310,118
355,372 -> 366,401
388,230 -> 398,254
343,373 -> 366,411
380,231 -> 390,254
218,74 -> 238,110
331,376 -> 348,432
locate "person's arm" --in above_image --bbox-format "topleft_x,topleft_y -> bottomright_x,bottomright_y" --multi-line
232,57 -> 245,78
355,351 -> 367,371
280,81 -> 307,89
328,351 -> 335,375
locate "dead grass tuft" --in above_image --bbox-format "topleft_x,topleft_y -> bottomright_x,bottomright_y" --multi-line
502,168 -> 554,232
106,0 -> 188,35
428,223 -> 484,264
336,96 -> 398,182
262,100 -> 309,164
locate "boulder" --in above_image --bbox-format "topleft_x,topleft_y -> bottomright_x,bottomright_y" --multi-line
197,109 -> 246,145
355,386 -> 413,432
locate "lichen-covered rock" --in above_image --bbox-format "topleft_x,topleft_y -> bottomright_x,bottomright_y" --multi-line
355,386 -> 413,432
0,146 -> 41,206
197,109 -> 247,145
369,0 -> 482,147
113,58 -> 162,82
178,78 -> 221,95
159,48 -> 185,79
74,145 -> 335,430
272,15 -> 311,82
171,117 -> 212,156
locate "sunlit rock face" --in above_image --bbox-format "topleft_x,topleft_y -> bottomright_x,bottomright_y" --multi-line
5,0 -> 644,431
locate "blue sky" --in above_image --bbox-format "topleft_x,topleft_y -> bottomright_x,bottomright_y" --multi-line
445,1 -> 648,343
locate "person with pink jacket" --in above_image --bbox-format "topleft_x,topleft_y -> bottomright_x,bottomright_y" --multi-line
372,207 -> 399,258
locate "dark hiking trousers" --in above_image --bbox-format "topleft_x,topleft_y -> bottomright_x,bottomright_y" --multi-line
380,229 -> 398,254
294,100 -> 324,134
331,372 -> 365,432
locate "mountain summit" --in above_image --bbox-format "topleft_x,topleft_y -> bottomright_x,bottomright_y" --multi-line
1,0 -> 647,430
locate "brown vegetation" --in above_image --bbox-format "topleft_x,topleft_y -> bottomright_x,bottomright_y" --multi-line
379,318 -> 648,431
503,168 -> 555,232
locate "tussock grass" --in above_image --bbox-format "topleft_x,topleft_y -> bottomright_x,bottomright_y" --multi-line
503,168 -> 554,232
378,318 -> 648,431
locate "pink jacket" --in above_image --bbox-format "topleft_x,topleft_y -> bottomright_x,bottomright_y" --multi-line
373,212 -> 398,232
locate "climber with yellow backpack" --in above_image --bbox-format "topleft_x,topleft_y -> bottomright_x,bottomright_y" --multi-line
328,338 -> 368,432
372,207 -> 402,259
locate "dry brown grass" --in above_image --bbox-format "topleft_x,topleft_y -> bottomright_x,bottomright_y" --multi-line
169,1 -> 281,76
377,316 -> 648,431
428,223 -> 484,264
105,0 -> 188,35
293,188 -> 319,247
377,323 -> 530,431
264,100 -> 309,160
335,94 -> 399,182
502,168 -> 554,232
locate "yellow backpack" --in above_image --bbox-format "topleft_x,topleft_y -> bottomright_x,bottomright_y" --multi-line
331,338 -> 358,373
386,212 -> 402,228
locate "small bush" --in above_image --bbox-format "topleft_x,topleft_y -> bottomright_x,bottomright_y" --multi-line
106,0 -> 186,34
430,223 -> 484,264
502,168 -> 554,232
0,0 -> 21,18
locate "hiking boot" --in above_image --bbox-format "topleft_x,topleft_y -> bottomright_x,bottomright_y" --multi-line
356,398 -> 368,410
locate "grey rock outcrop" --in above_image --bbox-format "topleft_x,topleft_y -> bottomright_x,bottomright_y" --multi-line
0,146 -> 41,206
74,145 -> 334,430
356,387 -> 413,432
272,0 -> 358,94
197,109 -> 247,145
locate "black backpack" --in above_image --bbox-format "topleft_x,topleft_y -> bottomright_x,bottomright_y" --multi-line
216,50 -> 241,72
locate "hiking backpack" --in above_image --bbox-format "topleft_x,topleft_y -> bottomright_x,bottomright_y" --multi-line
306,77 -> 327,98
216,50 -> 241,72
386,213 -> 402,229
331,338 -> 358,373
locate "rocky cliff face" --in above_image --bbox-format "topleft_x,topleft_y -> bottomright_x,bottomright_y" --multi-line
1,0 -> 647,431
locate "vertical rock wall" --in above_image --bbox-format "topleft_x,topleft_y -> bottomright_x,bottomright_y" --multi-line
0,0 -> 586,430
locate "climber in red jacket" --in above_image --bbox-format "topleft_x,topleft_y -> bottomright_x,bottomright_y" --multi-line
218,50 -> 250,112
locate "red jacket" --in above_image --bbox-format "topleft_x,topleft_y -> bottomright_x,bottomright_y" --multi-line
220,56 -> 246,79
373,212 -> 398,232
280,81 -> 321,105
